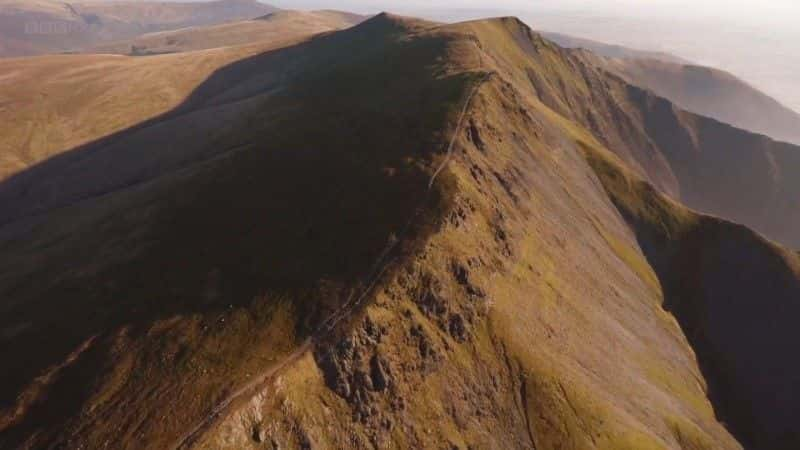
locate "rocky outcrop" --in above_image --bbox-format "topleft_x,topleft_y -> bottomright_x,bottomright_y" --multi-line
2,13 -> 799,450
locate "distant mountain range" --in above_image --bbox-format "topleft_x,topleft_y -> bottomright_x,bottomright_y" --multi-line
0,0 -> 277,56
541,31 -> 691,64
1,6 -> 799,450
4,0 -> 799,147
544,31 -> 800,146
89,10 -> 366,55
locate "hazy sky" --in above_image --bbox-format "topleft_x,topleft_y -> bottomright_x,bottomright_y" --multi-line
271,0 -> 800,22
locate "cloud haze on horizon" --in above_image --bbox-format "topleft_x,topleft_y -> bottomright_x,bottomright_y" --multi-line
271,0 -> 800,20
270,0 -> 800,114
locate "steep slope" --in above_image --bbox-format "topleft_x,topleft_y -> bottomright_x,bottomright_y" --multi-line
89,10 -> 366,55
0,0 -> 277,57
585,145 -> 800,450
545,31 -> 800,145
0,13 -> 478,449
1,12 -> 799,450
0,31 -> 316,183
453,18 -> 800,249
0,9 -> 362,183
188,16 -> 800,450
618,87 -> 800,248
602,58 -> 800,146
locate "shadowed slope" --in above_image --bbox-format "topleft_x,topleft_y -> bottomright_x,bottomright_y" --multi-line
623,89 -> 800,249
0,35 -> 306,182
544,31 -> 800,145
1,13 -> 799,450
0,13 -> 474,449
585,144 -> 800,450
450,17 -> 800,249
604,57 -> 800,146
192,17 -> 743,450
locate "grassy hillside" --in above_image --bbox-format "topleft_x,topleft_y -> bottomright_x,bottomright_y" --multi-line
89,10 -> 365,55
0,32 -> 313,184
1,12 -> 799,450
585,143 -> 800,450
448,18 -> 800,249
187,15 -> 741,450
0,0 -> 276,57
545,31 -> 800,146
0,10 -> 362,185
0,12 -> 475,449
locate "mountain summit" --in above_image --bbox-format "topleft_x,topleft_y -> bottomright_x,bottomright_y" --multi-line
0,12 -> 798,450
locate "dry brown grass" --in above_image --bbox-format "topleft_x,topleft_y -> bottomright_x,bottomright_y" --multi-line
2,12 -> 799,450
585,131 -> 800,450
89,10 -> 365,55
0,13 -> 472,449
0,37 -> 306,180
187,16 -> 741,450
0,0 -> 276,57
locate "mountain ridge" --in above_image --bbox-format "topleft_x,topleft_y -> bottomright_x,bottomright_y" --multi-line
545,31 -> 800,145
0,13 -> 798,450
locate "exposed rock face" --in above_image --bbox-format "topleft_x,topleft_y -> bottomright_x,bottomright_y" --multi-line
1,12 -> 799,450
191,16 -> 746,450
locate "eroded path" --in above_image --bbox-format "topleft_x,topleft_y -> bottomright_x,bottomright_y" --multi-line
172,67 -> 493,450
